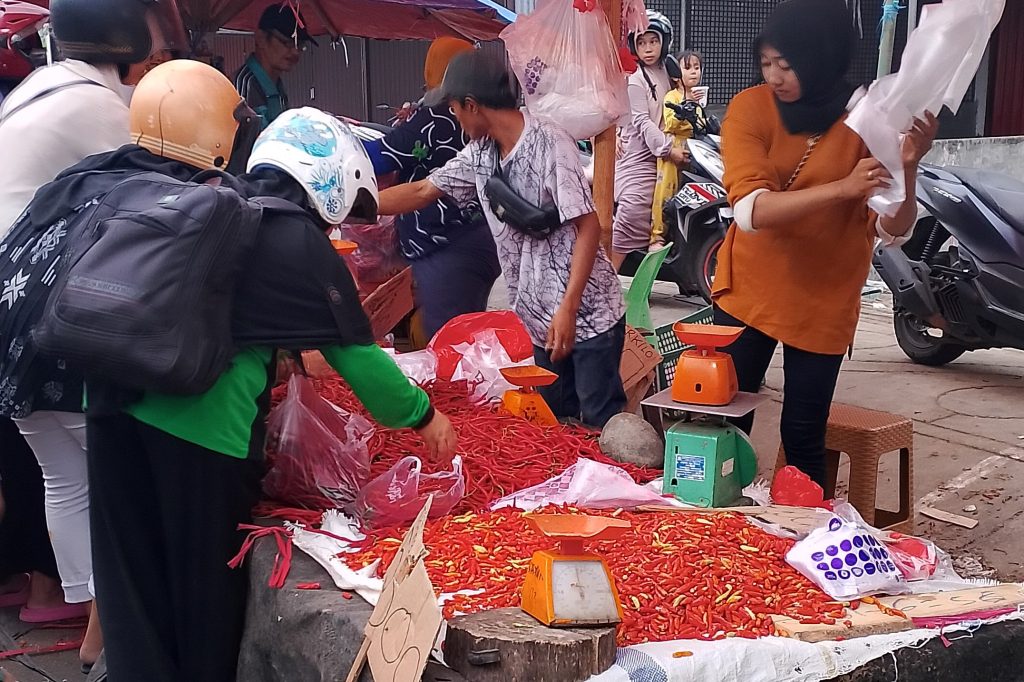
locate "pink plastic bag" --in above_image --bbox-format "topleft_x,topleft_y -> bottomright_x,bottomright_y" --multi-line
348,456 -> 465,529
340,215 -> 406,289
501,0 -> 629,140
263,375 -> 374,509
771,465 -> 831,509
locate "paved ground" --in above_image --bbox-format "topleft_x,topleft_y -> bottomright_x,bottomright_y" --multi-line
3,281 -> 1021,681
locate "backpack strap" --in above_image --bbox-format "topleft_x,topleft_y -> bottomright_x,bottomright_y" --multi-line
0,79 -> 103,124
249,195 -> 309,217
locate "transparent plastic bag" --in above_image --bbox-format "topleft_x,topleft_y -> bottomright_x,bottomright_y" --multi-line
501,0 -> 629,140
348,456 -> 465,529
451,329 -> 534,404
846,0 -> 1005,216
490,458 -> 675,512
340,215 -> 406,290
264,374 -> 374,509
383,348 -> 439,385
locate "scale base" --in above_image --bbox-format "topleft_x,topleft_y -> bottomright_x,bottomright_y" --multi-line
501,390 -> 558,426
663,422 -> 755,508
521,550 -> 623,627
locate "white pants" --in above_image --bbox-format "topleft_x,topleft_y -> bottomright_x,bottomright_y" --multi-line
14,410 -> 92,604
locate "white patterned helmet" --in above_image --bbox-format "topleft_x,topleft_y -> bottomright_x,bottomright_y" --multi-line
246,107 -> 378,225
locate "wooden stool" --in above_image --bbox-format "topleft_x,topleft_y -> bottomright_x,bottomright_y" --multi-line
774,403 -> 914,530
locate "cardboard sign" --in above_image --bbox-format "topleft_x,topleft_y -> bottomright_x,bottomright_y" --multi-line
772,584 -> 1024,642
620,326 -> 662,392
362,267 -> 415,341
346,498 -> 443,682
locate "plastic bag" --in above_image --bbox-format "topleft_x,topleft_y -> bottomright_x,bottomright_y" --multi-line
348,456 -> 465,529
831,501 -> 955,582
383,348 -> 438,385
771,465 -> 830,509
429,311 -> 533,381
340,214 -> 406,290
846,0 -> 1005,216
787,511 -> 909,600
490,458 -> 679,511
502,0 -> 629,140
451,329 -> 535,403
264,375 -> 375,509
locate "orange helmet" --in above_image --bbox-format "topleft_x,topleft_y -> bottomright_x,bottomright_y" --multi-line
129,59 -> 259,171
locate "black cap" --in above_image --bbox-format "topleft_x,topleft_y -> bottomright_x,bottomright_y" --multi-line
423,50 -> 518,109
258,4 -> 318,47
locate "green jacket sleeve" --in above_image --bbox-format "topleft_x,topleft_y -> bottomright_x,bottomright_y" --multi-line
319,344 -> 430,429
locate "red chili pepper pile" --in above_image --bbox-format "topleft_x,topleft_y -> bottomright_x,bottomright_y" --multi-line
270,376 -> 658,513
343,507 -> 847,646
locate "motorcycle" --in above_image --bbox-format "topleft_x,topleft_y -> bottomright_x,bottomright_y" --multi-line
618,100 -> 728,302
873,164 -> 1024,365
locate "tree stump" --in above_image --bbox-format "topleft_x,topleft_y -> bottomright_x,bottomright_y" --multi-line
444,608 -> 617,682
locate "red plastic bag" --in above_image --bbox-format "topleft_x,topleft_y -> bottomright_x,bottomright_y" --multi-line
771,465 -> 830,509
263,375 -> 374,509
428,311 -> 532,381
347,456 -> 465,529
340,215 -> 406,291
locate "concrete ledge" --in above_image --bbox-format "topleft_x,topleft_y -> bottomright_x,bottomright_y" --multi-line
924,136 -> 1024,177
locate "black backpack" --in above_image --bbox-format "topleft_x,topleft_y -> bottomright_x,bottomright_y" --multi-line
33,171 -> 266,395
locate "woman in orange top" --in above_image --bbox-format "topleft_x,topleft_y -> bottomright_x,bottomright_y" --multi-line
714,0 -> 937,485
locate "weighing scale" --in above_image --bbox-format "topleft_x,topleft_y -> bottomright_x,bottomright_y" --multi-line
332,239 -> 359,256
641,322 -> 768,507
520,514 -> 631,627
671,323 -> 742,406
499,366 -> 559,427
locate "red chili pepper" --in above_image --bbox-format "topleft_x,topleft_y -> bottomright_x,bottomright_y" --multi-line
296,582 -> 321,590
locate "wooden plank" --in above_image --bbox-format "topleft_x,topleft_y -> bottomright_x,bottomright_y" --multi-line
920,506 -> 980,529
593,0 -> 622,255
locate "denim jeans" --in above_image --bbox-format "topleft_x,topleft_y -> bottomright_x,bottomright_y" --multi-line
533,318 -> 627,428
714,307 -> 844,487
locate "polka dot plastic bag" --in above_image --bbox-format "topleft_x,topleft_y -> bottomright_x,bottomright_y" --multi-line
786,508 -> 910,600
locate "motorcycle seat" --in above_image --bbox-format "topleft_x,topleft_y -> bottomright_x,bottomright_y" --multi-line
950,167 -> 1024,235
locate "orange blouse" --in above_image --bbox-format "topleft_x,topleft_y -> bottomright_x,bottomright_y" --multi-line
713,84 -> 876,356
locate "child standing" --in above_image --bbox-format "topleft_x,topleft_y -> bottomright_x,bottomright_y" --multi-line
377,51 -> 627,428
650,51 -> 711,249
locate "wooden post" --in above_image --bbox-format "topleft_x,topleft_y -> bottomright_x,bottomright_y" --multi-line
877,0 -> 900,78
594,0 -> 623,255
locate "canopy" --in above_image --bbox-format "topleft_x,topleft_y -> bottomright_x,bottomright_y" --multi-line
186,0 -> 513,41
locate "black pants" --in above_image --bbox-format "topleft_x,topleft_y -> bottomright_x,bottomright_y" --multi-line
411,226 -> 501,340
534,318 -> 627,428
0,418 -> 60,580
87,414 -> 262,682
714,308 -> 844,487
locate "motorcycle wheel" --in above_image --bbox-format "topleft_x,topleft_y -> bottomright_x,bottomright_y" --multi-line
893,312 -> 968,366
688,231 -> 724,303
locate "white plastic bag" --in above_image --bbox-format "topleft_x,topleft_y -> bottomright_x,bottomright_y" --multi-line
383,348 -> 438,385
490,458 -> 680,511
846,0 -> 1006,217
501,0 -> 629,140
786,513 -> 909,600
451,329 -> 534,403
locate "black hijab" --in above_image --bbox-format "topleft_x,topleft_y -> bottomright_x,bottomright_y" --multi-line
758,0 -> 857,135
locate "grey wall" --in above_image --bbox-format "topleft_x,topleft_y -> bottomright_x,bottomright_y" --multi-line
924,136 -> 1024,178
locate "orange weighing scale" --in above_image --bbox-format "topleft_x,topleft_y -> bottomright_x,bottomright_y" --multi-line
670,323 -> 743,406
520,514 -> 631,627
499,366 -> 559,427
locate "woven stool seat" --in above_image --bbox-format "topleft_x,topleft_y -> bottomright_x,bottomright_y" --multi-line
775,403 -> 914,530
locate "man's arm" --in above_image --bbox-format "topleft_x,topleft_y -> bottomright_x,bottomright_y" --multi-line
547,211 -> 601,361
377,179 -> 445,216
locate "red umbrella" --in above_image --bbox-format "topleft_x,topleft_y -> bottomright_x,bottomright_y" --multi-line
183,0 -> 509,41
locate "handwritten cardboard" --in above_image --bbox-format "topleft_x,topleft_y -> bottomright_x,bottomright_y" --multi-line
772,584 -> 1024,642
346,498 -> 442,682
362,267 -> 415,341
620,326 -> 662,392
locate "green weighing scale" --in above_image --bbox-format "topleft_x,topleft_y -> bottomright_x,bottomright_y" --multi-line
640,389 -> 768,508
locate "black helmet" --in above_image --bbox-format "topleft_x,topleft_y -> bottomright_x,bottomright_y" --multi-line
628,10 -> 674,62
50,0 -> 187,64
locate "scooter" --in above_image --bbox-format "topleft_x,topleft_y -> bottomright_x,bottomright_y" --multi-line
872,164 -> 1024,365
619,100 -> 728,302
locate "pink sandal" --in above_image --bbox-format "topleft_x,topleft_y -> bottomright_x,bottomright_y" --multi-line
0,573 -> 31,608
19,602 -> 89,624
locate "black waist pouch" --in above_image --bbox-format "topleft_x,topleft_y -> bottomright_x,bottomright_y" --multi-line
483,148 -> 561,239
